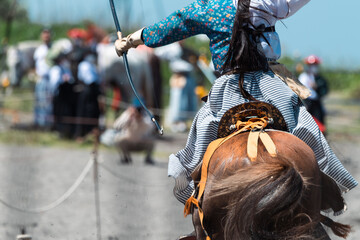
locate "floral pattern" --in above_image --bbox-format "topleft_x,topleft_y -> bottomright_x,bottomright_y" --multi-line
142,0 -> 236,72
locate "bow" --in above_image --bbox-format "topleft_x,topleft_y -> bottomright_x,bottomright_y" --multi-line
109,0 -> 163,135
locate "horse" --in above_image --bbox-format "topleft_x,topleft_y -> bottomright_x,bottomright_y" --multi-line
5,40 -> 41,86
185,110 -> 350,240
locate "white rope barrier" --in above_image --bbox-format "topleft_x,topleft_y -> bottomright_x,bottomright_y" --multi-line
0,156 -> 94,214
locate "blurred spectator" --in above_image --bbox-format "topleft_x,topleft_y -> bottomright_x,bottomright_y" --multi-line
67,28 -> 90,83
155,41 -> 198,132
74,52 -> 103,140
49,50 -> 77,138
85,22 -> 108,51
67,28 -> 88,48
33,28 -> 52,129
109,78 -> 122,116
49,53 -> 73,93
137,45 -> 164,124
299,55 -> 328,129
113,101 -> 156,165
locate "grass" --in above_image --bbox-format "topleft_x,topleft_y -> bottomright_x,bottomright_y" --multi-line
324,93 -> 360,137
0,122 -> 104,149
0,86 -> 97,148
1,90 -> 34,113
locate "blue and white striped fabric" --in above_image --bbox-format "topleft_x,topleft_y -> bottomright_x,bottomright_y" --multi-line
168,71 -> 358,204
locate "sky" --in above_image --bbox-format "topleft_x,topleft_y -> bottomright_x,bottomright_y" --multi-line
20,0 -> 360,69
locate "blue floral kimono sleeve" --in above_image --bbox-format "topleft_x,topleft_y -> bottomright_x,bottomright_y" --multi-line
142,0 -> 210,47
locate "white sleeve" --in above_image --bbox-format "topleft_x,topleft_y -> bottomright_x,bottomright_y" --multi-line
247,0 -> 310,25
298,73 -> 310,88
286,0 -> 311,18
78,62 -> 96,84
33,47 -> 40,61
49,66 -> 62,92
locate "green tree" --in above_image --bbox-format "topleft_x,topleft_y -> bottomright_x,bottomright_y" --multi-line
0,0 -> 27,21
0,0 -> 28,44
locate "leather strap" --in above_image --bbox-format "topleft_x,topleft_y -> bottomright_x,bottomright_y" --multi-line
259,131 -> 277,157
184,117 -> 277,239
248,131 -> 261,161
248,130 -> 278,161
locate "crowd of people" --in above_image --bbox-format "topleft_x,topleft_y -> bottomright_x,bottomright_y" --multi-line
29,25 -> 209,163
33,27 -> 104,140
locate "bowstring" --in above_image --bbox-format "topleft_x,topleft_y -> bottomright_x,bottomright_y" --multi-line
109,0 -> 163,134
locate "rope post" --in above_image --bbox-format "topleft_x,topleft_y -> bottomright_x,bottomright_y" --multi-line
16,227 -> 32,240
93,128 -> 102,240
16,235 -> 31,240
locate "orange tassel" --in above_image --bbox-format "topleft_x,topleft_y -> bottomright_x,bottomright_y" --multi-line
184,196 -> 198,217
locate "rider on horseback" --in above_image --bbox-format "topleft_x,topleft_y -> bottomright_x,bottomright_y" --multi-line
115,0 -> 357,216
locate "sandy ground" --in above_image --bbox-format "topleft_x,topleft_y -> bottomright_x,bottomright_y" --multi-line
0,134 -> 194,240
0,94 -> 359,240
322,94 -> 360,240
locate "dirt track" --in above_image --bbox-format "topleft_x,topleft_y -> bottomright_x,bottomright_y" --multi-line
0,94 -> 359,240
0,134 -> 194,240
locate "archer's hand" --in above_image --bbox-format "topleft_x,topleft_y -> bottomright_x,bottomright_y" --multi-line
115,28 -> 145,57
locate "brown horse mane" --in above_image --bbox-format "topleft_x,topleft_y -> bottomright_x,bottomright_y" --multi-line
210,159 -> 318,240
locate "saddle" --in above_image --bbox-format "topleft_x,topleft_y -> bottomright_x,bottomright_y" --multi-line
192,101 -> 286,182
217,101 -> 288,138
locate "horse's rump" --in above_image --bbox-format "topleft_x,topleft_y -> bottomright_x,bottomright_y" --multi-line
192,130 -> 350,240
